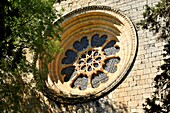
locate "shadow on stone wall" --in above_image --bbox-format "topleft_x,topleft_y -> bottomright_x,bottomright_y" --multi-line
47,96 -> 128,113
12,89 -> 128,113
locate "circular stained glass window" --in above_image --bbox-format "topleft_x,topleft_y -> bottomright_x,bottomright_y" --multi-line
46,6 -> 137,103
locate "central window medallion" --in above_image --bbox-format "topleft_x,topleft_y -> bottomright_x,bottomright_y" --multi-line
46,6 -> 137,104
75,48 -> 104,75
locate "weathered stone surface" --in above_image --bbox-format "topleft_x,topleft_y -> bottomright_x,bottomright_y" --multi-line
47,0 -> 163,112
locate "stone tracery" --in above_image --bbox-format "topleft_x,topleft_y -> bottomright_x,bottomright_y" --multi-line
45,5 -> 137,103
61,34 -> 120,90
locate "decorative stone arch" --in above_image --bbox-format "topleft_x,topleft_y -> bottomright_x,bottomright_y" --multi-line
46,6 -> 137,104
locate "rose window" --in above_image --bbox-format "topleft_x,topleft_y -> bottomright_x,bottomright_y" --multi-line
46,6 -> 137,104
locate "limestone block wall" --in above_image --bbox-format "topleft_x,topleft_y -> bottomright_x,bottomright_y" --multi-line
53,0 -> 164,112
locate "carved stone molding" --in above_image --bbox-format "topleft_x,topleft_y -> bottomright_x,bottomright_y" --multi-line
46,5 -> 137,103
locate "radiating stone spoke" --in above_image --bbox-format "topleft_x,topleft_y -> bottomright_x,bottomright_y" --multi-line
69,73 -> 80,82
106,55 -> 119,59
61,63 -> 74,69
101,68 -> 109,75
102,39 -> 112,48
87,76 -> 92,88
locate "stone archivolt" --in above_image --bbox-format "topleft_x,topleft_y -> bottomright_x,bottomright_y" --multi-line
46,6 -> 137,103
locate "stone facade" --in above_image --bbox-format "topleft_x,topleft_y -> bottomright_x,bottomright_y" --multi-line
51,0 -> 164,113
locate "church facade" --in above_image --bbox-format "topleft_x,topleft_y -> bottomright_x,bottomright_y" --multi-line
47,0 -> 163,112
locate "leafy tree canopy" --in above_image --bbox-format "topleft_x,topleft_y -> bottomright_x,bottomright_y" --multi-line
0,0 -> 63,112
139,0 -> 170,112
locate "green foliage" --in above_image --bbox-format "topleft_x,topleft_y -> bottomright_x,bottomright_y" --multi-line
0,0 -> 63,112
139,0 -> 170,112
139,0 -> 170,39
